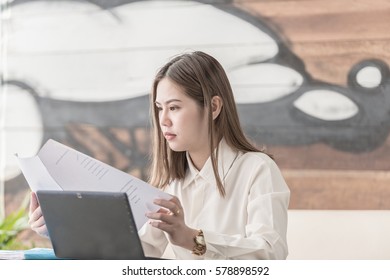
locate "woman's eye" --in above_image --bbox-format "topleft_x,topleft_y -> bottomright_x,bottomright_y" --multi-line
169,106 -> 178,111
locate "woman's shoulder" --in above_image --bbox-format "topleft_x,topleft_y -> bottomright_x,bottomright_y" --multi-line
237,150 -> 289,193
238,150 -> 275,166
236,150 -> 285,178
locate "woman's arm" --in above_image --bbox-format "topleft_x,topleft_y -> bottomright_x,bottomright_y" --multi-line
201,157 -> 290,259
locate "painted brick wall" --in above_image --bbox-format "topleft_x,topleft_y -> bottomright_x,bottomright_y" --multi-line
1,0 -> 390,254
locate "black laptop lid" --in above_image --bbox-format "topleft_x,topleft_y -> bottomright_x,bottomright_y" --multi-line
36,190 -> 146,260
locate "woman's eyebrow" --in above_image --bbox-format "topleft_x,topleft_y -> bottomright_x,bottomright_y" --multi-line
155,99 -> 182,105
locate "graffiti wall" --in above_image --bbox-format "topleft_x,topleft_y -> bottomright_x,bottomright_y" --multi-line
1,0 -> 390,224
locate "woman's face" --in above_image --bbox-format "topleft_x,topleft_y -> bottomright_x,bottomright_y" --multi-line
155,78 -> 210,156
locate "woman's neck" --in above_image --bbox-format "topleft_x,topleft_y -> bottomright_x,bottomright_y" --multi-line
188,150 -> 210,171
189,137 -> 221,171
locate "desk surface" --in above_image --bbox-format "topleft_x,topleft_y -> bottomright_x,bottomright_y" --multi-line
0,248 -> 58,260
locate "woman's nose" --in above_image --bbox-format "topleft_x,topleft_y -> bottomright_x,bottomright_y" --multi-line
159,109 -> 172,127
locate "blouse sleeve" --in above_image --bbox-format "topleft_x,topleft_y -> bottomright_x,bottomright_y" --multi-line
201,156 -> 290,260
138,222 -> 169,258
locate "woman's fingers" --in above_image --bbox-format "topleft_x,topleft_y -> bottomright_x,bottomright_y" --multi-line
28,192 -> 49,237
30,213 -> 46,228
35,224 -> 49,238
156,207 -> 171,215
29,211 -> 49,237
146,196 -> 187,236
146,197 -> 183,232
146,211 -> 175,224
29,192 -> 39,214
149,220 -> 172,233
147,196 -> 195,248
153,197 -> 182,216
29,192 -> 44,225
169,196 -> 183,209
28,206 -> 43,225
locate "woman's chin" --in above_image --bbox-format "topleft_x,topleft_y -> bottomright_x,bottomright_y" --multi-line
168,143 -> 185,152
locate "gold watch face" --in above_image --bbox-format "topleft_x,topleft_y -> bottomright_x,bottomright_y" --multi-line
195,235 -> 206,246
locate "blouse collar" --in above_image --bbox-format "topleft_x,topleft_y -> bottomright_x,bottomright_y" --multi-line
182,138 -> 239,188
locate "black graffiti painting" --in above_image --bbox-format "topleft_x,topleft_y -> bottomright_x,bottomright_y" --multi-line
2,0 -> 390,185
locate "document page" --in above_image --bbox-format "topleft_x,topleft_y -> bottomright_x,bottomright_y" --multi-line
16,139 -> 171,230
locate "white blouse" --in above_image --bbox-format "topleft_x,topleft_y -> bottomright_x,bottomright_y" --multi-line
139,139 -> 290,259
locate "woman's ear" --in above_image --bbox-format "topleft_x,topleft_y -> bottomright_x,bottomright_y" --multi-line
211,96 -> 223,120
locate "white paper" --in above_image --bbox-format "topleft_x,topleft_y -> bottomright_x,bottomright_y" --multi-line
16,139 -> 171,230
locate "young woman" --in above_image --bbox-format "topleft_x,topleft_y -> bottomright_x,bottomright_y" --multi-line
28,51 -> 290,259
139,51 -> 290,259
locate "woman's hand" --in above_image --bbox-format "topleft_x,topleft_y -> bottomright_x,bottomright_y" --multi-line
28,192 -> 49,238
146,196 -> 198,251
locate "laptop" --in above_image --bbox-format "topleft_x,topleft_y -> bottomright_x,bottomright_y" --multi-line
36,190 -> 157,260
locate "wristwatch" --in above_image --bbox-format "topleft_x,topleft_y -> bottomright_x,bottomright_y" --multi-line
192,229 -> 206,256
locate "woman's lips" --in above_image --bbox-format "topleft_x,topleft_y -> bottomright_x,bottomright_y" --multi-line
164,132 -> 176,141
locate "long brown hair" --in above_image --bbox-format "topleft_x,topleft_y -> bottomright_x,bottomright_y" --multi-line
149,51 -> 265,197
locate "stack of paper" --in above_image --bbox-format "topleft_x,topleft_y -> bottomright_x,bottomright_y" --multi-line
16,139 -> 171,230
